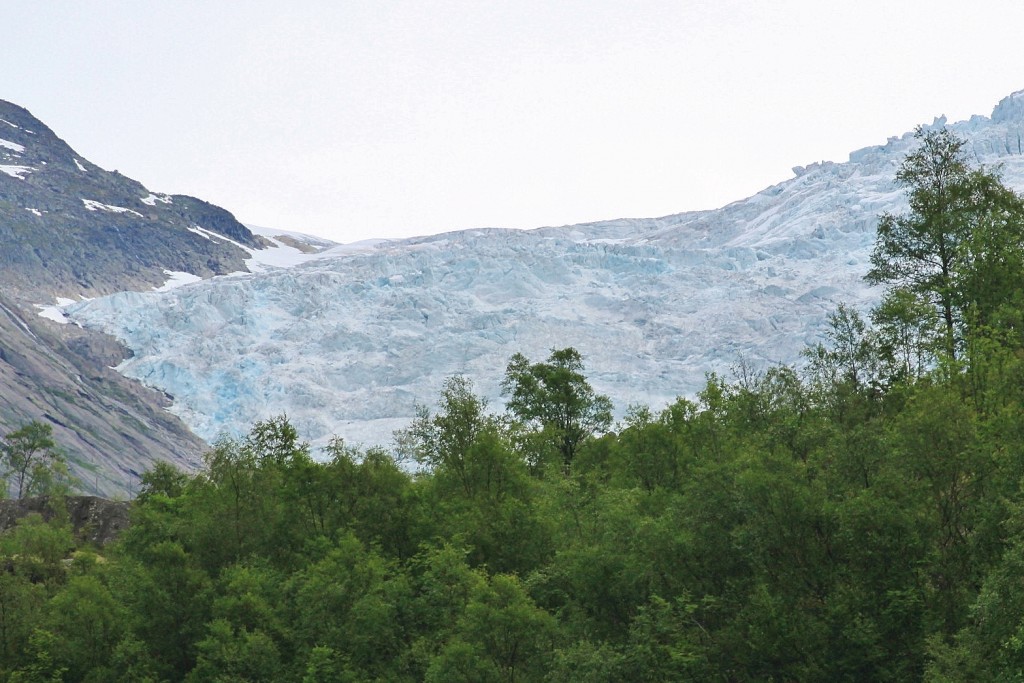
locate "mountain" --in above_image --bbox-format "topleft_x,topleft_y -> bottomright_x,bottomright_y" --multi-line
57,91 -> 1024,450
0,100 -> 316,494
0,101 -> 264,302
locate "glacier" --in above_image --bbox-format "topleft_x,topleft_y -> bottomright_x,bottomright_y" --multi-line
65,91 -> 1024,449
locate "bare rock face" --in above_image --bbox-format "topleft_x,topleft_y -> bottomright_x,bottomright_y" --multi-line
0,295 -> 206,495
0,495 -> 131,547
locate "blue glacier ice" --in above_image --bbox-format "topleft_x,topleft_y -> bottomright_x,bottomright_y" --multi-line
65,91 -> 1024,449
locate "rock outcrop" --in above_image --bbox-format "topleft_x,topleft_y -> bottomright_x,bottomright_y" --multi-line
0,495 -> 131,547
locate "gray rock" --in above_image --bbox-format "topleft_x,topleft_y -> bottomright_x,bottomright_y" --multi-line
0,495 -> 131,547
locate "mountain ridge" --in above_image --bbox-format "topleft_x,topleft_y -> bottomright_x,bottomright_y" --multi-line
0,99 -> 263,303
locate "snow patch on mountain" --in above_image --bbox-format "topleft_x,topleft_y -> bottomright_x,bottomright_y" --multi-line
81,199 -> 144,217
0,165 -> 33,179
246,224 -> 338,251
0,138 -> 24,153
66,91 -> 1024,449
186,224 -> 338,272
140,193 -> 172,206
154,271 -> 203,292
35,298 -> 77,325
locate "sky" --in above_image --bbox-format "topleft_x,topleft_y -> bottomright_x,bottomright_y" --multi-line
5,1 -> 1024,244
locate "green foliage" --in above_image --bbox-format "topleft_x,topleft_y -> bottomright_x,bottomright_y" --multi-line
426,573 -> 556,683
0,374 -> 1012,681
872,288 -> 939,381
7,629 -> 67,683
137,460 -> 189,501
110,540 -> 213,679
186,618 -> 283,683
502,347 -> 613,472
867,126 -> 1024,363
0,573 -> 46,673
806,303 -> 884,393
44,574 -> 127,681
1,421 -> 70,499
0,513 -> 74,587
399,375 -> 489,482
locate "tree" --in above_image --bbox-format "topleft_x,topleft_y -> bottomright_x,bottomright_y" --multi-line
185,619 -> 282,683
137,461 -> 190,502
955,171 -> 1024,334
0,573 -> 45,672
502,348 -> 613,472
425,573 -> 556,683
1,421 -> 67,499
397,376 -> 489,493
871,289 -> 939,382
866,126 -> 1024,362
244,414 -> 307,467
286,533 -> 408,681
44,575 -> 128,681
805,304 -> 882,392
867,127 -> 973,361
184,416 -> 312,569
7,628 -> 67,682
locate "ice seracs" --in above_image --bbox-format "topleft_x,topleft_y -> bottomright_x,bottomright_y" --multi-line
64,90 -> 1024,449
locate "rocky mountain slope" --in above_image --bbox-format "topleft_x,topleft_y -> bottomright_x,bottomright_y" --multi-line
0,100 -> 286,495
64,92 -> 1024,449
0,295 -> 210,494
0,101 -> 262,302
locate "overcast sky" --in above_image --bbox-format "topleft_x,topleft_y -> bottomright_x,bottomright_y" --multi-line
5,1 -> 1024,243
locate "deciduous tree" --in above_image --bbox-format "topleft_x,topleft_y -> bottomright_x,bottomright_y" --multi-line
867,126 -> 1024,363
1,421 -> 67,499
502,348 -> 612,472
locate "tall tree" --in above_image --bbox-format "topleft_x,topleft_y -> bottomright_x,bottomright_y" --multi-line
502,348 -> 613,473
398,375 -> 489,493
867,127 -> 973,360
955,170 -> 1024,335
866,126 -> 1024,362
1,421 -> 67,499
